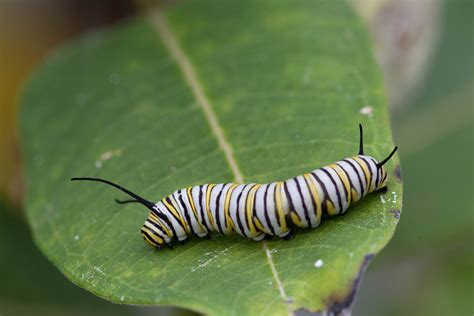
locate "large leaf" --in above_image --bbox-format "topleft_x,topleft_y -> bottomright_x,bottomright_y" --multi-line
21,1 -> 402,315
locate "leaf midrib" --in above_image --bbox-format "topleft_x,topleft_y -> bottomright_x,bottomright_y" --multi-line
148,9 -> 292,314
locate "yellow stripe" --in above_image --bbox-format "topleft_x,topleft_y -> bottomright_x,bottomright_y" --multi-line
351,188 -> 358,202
282,182 -> 304,227
205,184 -> 216,227
149,212 -> 159,222
142,228 -> 163,244
254,216 -> 266,232
290,212 -> 305,228
163,196 -> 189,233
224,184 -> 238,230
187,187 -> 204,230
303,173 -> 322,221
186,187 -> 199,219
162,198 -> 181,221
148,214 -> 171,236
330,164 -> 352,206
326,200 -> 336,215
142,233 -> 158,247
246,184 -> 260,235
275,182 -> 287,231
170,194 -> 192,233
353,157 -> 372,192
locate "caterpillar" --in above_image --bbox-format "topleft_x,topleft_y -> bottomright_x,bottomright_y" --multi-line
71,125 -> 397,249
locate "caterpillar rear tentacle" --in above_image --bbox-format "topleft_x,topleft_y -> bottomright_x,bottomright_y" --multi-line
71,125 -> 397,250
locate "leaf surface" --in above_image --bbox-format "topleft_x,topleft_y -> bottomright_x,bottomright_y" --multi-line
21,1 -> 402,315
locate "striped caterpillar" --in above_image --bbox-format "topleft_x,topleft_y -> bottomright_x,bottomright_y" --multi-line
72,125 -> 397,249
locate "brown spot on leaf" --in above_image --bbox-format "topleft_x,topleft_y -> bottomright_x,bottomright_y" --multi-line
293,254 -> 375,316
294,309 -> 323,316
325,254 -> 374,315
389,208 -> 401,220
393,164 -> 402,182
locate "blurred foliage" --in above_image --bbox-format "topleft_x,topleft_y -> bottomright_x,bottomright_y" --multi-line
390,0 -> 473,252
0,0 -> 134,207
354,0 -> 474,315
0,200 -> 137,315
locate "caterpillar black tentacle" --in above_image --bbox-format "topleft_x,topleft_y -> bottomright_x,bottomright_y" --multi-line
71,125 -> 397,249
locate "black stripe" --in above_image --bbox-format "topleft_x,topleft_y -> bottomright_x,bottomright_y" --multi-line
171,194 -> 191,234
283,181 -> 301,223
198,185 -> 210,231
189,187 -> 205,229
223,184 -> 234,231
146,219 -> 166,236
207,184 -> 216,230
263,185 -> 275,235
310,172 -> 330,215
244,184 -> 257,236
163,197 -> 186,234
214,184 -> 226,234
343,159 -> 366,197
235,185 -> 248,234
302,175 -> 319,222
369,157 -> 381,186
336,162 -> 356,203
332,165 -> 350,203
252,185 -> 262,232
321,168 -> 343,212
359,156 -> 374,190
350,159 -> 369,194
294,178 -> 311,226
336,163 -> 357,201
141,229 -> 159,247
152,207 -> 172,227
273,184 -> 282,227
155,211 -> 177,239
178,191 -> 197,236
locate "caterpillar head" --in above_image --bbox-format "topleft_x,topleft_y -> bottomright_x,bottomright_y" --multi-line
70,177 -> 174,250
141,211 -> 173,249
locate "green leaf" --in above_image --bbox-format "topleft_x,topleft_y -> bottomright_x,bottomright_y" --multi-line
20,1 -> 402,315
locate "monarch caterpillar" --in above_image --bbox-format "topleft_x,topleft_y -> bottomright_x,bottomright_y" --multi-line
72,125 -> 397,249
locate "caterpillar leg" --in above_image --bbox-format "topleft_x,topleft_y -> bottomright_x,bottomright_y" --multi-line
375,186 -> 388,194
196,231 -> 209,238
282,231 -> 293,241
251,234 -> 266,241
263,234 -> 274,240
